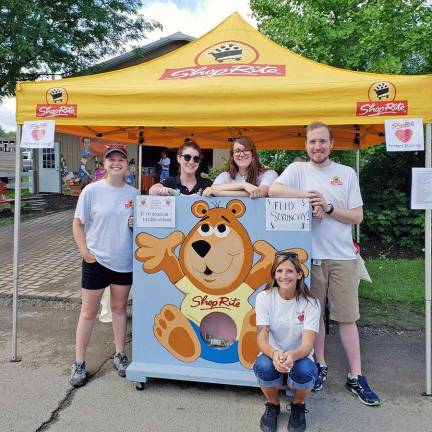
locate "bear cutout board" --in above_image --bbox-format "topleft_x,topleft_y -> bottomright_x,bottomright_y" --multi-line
127,196 -> 312,387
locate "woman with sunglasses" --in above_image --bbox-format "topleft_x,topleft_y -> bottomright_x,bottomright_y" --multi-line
149,139 -> 212,196
202,136 -> 277,199
254,251 -> 320,432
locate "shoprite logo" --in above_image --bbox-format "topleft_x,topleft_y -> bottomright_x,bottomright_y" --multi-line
36,87 -> 77,118
356,81 -> 408,117
160,40 -> 285,80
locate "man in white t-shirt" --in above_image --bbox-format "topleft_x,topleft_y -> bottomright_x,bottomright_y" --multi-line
269,121 -> 380,407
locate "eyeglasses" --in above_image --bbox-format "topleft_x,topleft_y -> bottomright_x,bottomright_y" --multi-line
233,150 -> 252,157
181,154 -> 200,163
275,250 -> 298,258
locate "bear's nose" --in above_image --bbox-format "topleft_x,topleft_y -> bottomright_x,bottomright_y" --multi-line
192,240 -> 211,258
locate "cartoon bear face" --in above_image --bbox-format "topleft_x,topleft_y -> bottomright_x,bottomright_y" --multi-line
179,200 -> 253,296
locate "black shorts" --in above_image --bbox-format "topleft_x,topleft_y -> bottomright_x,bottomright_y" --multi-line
81,260 -> 133,290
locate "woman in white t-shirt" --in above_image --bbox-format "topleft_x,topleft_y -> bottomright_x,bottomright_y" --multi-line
70,145 -> 139,387
202,136 -> 277,198
254,251 -> 320,432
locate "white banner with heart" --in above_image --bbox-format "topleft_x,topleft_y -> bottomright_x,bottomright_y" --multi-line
21,120 -> 55,149
385,118 -> 424,152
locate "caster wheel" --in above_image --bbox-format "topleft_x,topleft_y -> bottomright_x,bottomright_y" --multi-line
135,381 -> 145,391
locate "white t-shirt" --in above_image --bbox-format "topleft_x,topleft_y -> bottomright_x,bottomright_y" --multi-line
276,161 -> 363,260
213,169 -> 278,187
255,289 -> 320,360
74,179 -> 139,272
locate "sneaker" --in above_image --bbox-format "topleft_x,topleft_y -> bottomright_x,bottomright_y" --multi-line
113,352 -> 129,377
288,403 -> 307,432
259,402 -> 280,432
346,373 -> 381,406
70,361 -> 87,387
312,363 -> 328,391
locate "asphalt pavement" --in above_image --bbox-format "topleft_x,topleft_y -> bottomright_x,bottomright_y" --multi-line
0,211 -> 431,431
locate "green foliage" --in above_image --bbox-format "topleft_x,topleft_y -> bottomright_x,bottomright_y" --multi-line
0,1 -> 161,98
250,0 -> 432,74
360,144 -> 425,250
258,150 -> 306,174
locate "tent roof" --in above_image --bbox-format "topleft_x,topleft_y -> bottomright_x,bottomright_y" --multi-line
15,13 -> 432,150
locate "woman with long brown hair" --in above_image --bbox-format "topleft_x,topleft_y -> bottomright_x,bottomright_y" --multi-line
254,250 -> 320,432
202,136 -> 277,198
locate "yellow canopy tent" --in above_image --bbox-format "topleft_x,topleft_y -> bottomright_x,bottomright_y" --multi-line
12,12 -> 432,394
15,13 -> 432,150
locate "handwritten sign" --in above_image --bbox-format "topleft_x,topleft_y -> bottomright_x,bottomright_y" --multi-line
136,195 -> 175,227
411,168 -> 432,209
385,118 -> 424,152
265,198 -> 310,231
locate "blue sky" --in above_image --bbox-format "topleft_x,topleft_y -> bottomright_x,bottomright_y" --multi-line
0,0 -> 254,132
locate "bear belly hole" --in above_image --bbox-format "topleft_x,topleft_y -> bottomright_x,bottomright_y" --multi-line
200,312 -> 237,349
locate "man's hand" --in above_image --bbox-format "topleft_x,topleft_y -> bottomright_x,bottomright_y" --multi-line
308,190 -> 330,212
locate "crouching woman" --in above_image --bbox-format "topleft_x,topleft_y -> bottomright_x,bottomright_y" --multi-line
254,251 -> 320,432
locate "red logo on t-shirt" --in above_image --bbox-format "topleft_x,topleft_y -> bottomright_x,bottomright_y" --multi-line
330,176 -> 343,186
297,312 -> 305,322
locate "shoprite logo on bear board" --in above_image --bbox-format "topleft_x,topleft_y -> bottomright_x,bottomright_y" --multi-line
356,81 -> 408,117
160,40 -> 285,80
36,87 -> 77,118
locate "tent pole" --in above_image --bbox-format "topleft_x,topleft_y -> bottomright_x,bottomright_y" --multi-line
356,148 -> 360,243
138,127 -> 143,193
425,123 -> 432,396
11,125 -> 22,362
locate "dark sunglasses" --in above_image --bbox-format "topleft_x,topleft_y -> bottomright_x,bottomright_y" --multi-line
275,250 -> 298,258
181,154 -> 200,163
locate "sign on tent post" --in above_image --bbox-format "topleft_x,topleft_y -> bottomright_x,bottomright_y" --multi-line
385,118 -> 424,152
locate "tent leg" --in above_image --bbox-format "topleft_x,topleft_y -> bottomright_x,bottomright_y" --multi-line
356,148 -> 360,243
11,125 -> 22,363
138,127 -> 143,193
425,123 -> 432,396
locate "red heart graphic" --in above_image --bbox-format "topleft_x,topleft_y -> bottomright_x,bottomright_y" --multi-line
31,128 -> 45,141
395,128 -> 413,143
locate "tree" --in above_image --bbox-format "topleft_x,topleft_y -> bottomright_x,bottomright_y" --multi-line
250,0 -> 432,74
0,0 -> 161,99
250,0 -> 432,252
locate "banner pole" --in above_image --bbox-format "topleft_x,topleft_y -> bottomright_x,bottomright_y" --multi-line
425,123 -> 431,396
11,124 -> 22,362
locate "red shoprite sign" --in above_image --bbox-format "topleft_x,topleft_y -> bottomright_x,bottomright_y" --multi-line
356,101 -> 408,117
160,40 -> 285,80
36,104 -> 77,118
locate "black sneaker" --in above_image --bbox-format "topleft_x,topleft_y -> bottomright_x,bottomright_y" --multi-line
312,363 -> 328,391
260,402 -> 280,432
288,403 -> 307,432
70,361 -> 87,387
113,352 -> 129,377
346,373 -> 381,406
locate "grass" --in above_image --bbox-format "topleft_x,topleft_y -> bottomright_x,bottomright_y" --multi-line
359,258 -> 425,330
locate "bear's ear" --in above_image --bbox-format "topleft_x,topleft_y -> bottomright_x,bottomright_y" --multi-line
191,200 -> 209,218
226,199 -> 246,218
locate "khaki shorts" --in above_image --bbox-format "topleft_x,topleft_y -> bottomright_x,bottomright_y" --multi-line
311,259 -> 359,323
